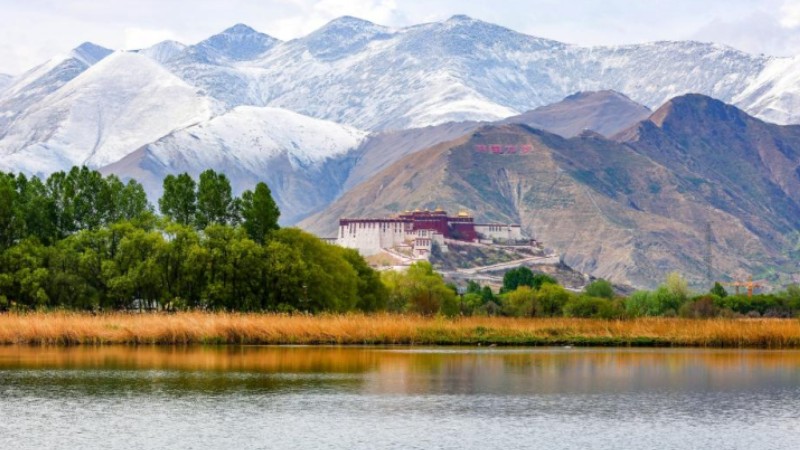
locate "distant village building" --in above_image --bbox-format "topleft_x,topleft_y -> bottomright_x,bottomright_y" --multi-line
337,208 -> 523,259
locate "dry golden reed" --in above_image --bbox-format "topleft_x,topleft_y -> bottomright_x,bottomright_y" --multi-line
0,312 -> 799,347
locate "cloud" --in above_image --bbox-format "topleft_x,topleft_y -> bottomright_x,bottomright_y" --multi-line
0,0 -> 797,75
123,28 -> 184,50
692,6 -> 800,56
780,0 -> 800,28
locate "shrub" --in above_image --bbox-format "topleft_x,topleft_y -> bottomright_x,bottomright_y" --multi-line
564,295 -> 625,318
504,286 -> 537,317
679,295 -> 718,318
536,283 -> 570,317
584,279 -> 614,299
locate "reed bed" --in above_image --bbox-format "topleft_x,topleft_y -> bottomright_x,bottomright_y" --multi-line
0,312 -> 799,347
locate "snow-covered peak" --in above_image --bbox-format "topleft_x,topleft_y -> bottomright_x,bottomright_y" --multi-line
102,105 -> 367,223
193,23 -> 280,62
136,40 -> 187,64
732,55 -> 800,125
0,51 -> 220,174
147,105 -> 366,169
1,42 -> 112,100
70,42 -> 114,67
300,16 -> 391,60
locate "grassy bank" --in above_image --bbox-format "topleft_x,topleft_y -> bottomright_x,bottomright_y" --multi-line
0,312 -> 799,347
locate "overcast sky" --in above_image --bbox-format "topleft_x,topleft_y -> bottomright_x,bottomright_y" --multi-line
1,0 -> 799,75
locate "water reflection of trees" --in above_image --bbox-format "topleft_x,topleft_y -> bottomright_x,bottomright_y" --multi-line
1,347 -> 799,395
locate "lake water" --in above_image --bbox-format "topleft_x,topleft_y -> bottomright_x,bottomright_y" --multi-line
1,346 -> 799,449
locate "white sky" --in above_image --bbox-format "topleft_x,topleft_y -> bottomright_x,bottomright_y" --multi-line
1,0 -> 799,75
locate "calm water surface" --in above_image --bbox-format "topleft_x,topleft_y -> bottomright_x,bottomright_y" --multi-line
1,346 -> 799,449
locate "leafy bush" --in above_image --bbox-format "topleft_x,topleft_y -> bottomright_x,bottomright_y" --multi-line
584,279 -> 614,299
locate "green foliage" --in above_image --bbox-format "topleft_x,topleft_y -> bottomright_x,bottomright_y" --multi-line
380,262 -> 456,316
502,266 -> 556,293
584,279 -> 614,299
710,282 -> 728,298
273,228 -> 358,312
240,182 -> 280,243
564,295 -> 626,319
535,283 -> 570,317
341,248 -> 388,312
665,272 -> 690,303
0,167 -> 384,314
502,266 -> 534,292
160,173 -> 197,226
196,170 -> 237,228
504,285 -> 537,317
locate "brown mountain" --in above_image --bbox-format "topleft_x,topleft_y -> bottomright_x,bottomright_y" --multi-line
300,95 -> 800,289
501,90 -> 651,138
343,90 -> 649,192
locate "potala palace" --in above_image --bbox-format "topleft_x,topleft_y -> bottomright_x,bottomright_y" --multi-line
336,209 -> 524,260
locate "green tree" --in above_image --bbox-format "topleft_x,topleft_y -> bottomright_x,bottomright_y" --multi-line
536,283 -> 570,317
504,285 -> 537,317
0,174 -> 19,250
710,282 -> 728,298
110,178 -> 151,223
272,228 -> 358,312
341,248 -> 388,312
532,273 -> 558,290
665,272 -> 690,303
69,166 -> 109,231
45,171 -> 77,238
159,173 -> 197,226
17,175 -> 57,244
381,262 -> 455,315
502,266 -> 534,292
240,182 -> 280,244
196,170 -> 235,228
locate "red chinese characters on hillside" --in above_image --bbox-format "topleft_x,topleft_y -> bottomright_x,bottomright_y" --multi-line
474,144 -> 534,154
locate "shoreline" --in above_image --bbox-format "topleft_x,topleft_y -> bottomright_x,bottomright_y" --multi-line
0,312 -> 799,348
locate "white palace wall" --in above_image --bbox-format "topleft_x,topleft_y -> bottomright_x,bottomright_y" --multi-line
337,221 -> 410,256
474,224 -> 523,242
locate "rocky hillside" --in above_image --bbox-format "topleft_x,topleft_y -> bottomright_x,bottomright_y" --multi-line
300,95 -> 800,289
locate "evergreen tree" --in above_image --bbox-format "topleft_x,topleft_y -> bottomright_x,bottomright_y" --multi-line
710,282 -> 728,298
159,173 -> 197,226
240,182 -> 280,243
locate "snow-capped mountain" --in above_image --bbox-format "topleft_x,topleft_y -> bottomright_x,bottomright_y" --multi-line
163,24 -> 280,108
0,51 -> 220,175
133,15 -> 787,131
3,14 -> 800,193
0,74 -> 11,92
135,40 -> 187,64
0,42 -> 112,134
732,55 -> 800,125
100,106 -> 366,223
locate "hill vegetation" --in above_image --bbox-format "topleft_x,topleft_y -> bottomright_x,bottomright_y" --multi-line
2,167 -> 800,324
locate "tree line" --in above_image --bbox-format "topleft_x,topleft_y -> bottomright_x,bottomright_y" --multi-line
450,267 -> 800,319
0,167 -> 386,312
2,166 -> 799,318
